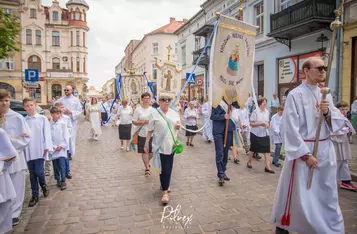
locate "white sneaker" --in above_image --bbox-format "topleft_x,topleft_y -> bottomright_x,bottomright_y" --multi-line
120,146 -> 124,149
126,147 -> 129,152
94,136 -> 98,141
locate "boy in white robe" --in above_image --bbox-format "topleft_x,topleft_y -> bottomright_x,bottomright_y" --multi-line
270,105 -> 284,167
57,85 -> 82,159
330,101 -> 357,191
201,100 -> 213,143
238,106 -> 250,153
0,128 -> 17,234
49,107 -> 70,190
271,57 -> 345,234
55,102 -> 73,179
0,89 -> 31,226
23,98 -> 52,207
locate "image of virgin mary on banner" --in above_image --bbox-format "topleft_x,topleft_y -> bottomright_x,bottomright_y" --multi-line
210,15 -> 257,108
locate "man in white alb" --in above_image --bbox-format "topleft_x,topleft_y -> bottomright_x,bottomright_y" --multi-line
271,57 -> 345,234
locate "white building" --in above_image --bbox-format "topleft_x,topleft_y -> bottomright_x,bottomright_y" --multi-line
115,56 -> 125,75
21,0 -> 89,104
131,17 -> 186,81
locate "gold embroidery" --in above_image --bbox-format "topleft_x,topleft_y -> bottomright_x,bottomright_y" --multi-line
219,23 -> 257,36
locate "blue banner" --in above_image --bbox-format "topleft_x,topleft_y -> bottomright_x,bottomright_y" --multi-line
101,74 -> 122,126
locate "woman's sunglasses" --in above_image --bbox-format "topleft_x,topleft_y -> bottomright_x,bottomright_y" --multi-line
160,98 -> 172,102
313,66 -> 328,72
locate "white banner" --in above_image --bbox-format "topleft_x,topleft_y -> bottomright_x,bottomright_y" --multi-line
210,15 -> 256,108
121,75 -> 145,107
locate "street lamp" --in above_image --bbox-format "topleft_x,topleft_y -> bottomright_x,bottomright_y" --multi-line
316,33 -> 329,52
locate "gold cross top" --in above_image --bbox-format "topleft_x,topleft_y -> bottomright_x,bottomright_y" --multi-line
167,45 -> 172,61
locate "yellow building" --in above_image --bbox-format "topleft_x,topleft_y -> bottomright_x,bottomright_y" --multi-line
0,0 -> 23,100
102,78 -> 116,98
342,0 -> 357,105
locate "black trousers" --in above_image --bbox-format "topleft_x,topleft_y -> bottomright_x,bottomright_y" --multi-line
101,112 -> 107,121
160,153 -> 174,191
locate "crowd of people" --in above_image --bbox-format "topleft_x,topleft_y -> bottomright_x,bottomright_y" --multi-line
1,56 -> 357,234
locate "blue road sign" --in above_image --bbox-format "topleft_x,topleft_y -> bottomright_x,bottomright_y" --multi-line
186,73 -> 196,84
25,69 -> 39,82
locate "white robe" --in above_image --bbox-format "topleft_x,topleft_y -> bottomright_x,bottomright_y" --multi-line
24,114 -> 53,161
49,119 -> 70,160
270,113 -> 282,144
271,83 -> 345,234
201,102 -> 213,141
57,95 -> 82,155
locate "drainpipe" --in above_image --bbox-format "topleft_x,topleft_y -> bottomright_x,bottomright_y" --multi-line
336,0 -> 343,102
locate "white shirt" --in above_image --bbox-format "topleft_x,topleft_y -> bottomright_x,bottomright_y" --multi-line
117,106 -> 133,125
57,95 -> 82,122
133,106 -> 154,137
352,100 -> 357,114
148,108 -> 180,155
60,114 -> 72,136
184,108 -> 198,126
270,97 -> 280,108
250,108 -> 270,137
270,113 -> 283,144
49,119 -> 70,160
24,114 -> 53,161
238,108 -> 249,132
201,102 -> 211,118
2,110 -> 31,174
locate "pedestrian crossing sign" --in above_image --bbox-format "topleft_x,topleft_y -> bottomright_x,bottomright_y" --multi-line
186,73 -> 196,84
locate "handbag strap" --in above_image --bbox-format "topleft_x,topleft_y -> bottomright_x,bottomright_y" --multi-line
156,109 -> 177,143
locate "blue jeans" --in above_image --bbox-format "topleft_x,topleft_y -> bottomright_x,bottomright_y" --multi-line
66,151 -> 71,174
160,154 -> 174,191
52,158 -> 66,182
273,143 -> 282,165
27,158 -> 46,197
214,131 -> 233,179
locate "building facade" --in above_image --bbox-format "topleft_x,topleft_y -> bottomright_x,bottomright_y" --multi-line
102,78 -> 115,98
0,0 -> 22,100
124,40 -> 140,69
21,0 -> 89,104
342,0 -> 357,105
115,56 -> 125,75
131,17 -> 186,81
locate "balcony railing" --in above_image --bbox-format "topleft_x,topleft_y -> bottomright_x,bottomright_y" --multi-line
268,0 -> 335,38
192,46 -> 210,66
47,68 -> 73,72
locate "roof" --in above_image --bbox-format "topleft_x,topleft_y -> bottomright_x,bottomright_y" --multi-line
147,18 -> 187,35
66,0 -> 89,8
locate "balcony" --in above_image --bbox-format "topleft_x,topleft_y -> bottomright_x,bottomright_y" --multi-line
267,0 -> 336,50
192,46 -> 210,67
193,24 -> 214,37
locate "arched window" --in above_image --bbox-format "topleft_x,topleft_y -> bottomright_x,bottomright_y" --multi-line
28,55 -> 41,71
76,57 -> 80,72
52,58 -> 60,70
75,8 -> 80,20
53,11 -> 59,21
52,84 -> 62,98
26,29 -> 32,45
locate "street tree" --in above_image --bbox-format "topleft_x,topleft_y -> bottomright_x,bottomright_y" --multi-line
0,8 -> 21,59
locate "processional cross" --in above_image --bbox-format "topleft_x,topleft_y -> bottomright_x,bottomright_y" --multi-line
167,45 -> 172,61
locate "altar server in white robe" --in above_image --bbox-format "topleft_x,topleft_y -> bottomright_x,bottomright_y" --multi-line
0,89 -> 31,226
238,106 -> 250,153
0,128 -> 17,234
271,57 -> 345,234
57,85 -> 82,158
23,98 -> 53,207
201,99 -> 213,143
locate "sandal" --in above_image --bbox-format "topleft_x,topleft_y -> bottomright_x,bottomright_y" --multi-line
189,143 -> 194,147
234,159 -> 240,164
247,162 -> 252,169
145,169 -> 150,176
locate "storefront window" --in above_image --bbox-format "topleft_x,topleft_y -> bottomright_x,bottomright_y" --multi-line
29,85 -> 41,102
52,84 -> 62,98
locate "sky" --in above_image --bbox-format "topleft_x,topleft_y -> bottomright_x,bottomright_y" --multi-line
42,0 -> 204,90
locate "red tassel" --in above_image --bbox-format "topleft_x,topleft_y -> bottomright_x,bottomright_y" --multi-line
281,215 -> 287,226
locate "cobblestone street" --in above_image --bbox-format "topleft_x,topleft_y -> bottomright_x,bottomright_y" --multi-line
12,117 -> 357,234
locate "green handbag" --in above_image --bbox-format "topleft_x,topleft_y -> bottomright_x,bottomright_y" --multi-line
156,109 -> 184,154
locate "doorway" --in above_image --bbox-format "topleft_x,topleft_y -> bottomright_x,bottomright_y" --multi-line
351,37 -> 357,104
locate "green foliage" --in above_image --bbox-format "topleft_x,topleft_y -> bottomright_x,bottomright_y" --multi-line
0,8 -> 21,59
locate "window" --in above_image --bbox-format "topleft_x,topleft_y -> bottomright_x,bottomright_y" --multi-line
5,58 -> 14,70
83,32 -> 85,47
255,3 -> 264,34
76,57 -> 80,72
83,58 -> 86,73
75,8 -> 80,20
152,64 -> 157,80
53,11 -> 59,21
181,45 -> 186,65
258,64 -> 264,96
71,31 -> 73,46
280,0 -> 292,10
71,57 -> 73,70
76,31 -> 80,46
174,43 -> 178,55
3,8 -> 12,14
52,31 -> 60,46
35,30 -> 41,45
52,84 -> 62,98
30,8 -> 36,18
52,58 -> 60,70
152,43 -> 158,55
28,55 -> 41,71
26,29 -> 32,45
195,37 -> 201,51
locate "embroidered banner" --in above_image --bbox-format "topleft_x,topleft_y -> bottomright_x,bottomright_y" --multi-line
121,74 -> 145,107
210,15 -> 256,107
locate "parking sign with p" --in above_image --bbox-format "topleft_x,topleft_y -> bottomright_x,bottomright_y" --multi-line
25,69 -> 39,82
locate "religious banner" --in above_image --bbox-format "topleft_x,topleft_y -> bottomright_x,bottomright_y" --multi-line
210,15 -> 256,108
121,74 -> 145,107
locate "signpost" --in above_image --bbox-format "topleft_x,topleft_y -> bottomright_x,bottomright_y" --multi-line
25,69 -> 39,82
186,73 -> 196,100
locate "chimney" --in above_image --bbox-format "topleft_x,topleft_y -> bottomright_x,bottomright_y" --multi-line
170,17 -> 175,23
